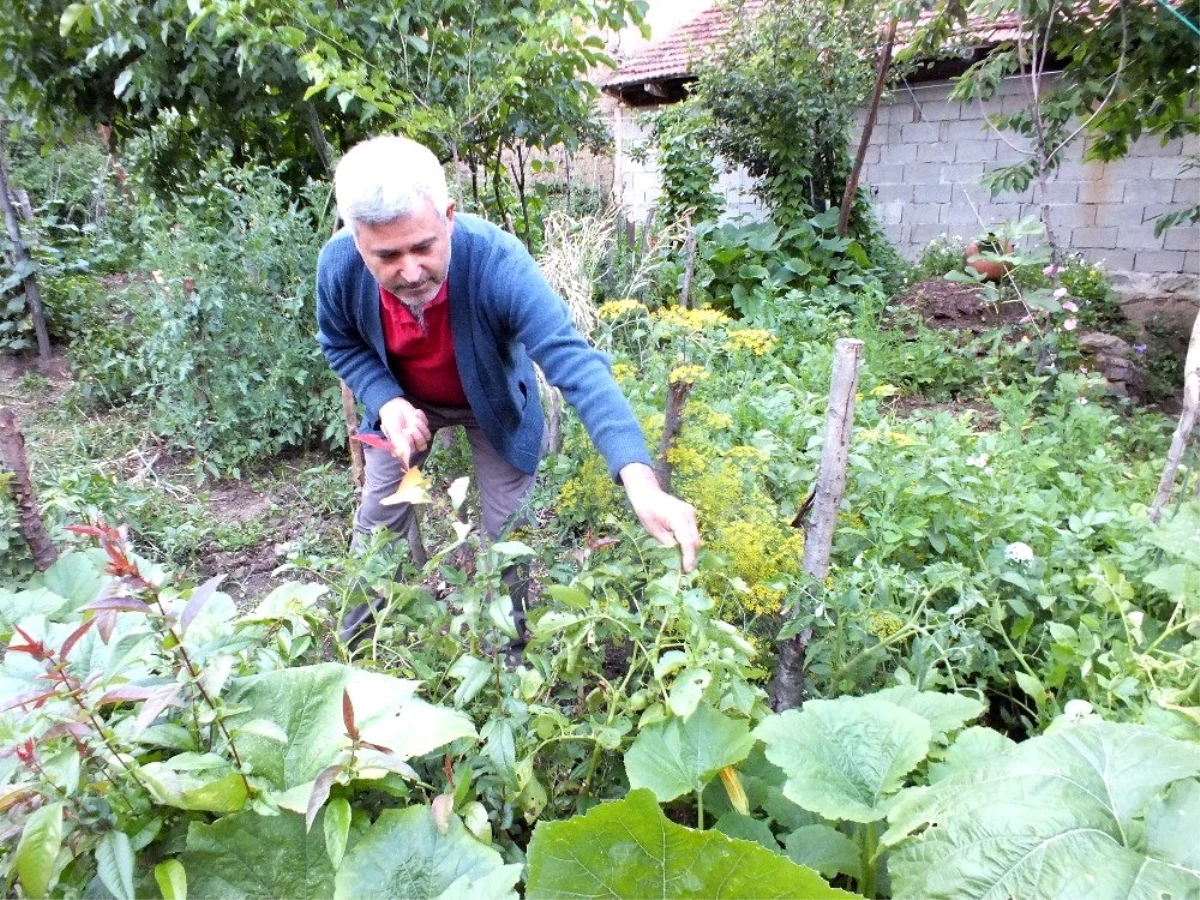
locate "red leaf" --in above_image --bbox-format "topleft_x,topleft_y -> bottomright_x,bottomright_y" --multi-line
341,689 -> 359,742
79,596 -> 151,614
0,688 -> 58,713
350,433 -> 397,455
306,764 -> 342,832
95,610 -> 117,643
97,685 -> 156,705
64,525 -> 104,538
180,574 -> 226,635
59,618 -> 97,662
133,685 -> 182,736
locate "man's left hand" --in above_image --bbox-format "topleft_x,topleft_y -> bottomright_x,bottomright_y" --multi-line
620,463 -> 701,572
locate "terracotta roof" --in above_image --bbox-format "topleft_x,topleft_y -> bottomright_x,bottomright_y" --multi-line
601,2 -> 763,90
601,3 -> 1077,94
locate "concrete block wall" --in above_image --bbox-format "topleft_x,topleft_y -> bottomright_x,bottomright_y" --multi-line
608,74 -> 1198,283
852,76 -> 1199,279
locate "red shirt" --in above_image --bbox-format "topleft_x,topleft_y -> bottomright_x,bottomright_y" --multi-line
379,280 -> 469,407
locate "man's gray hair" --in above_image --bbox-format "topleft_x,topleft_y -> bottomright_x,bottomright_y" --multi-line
334,136 -> 450,231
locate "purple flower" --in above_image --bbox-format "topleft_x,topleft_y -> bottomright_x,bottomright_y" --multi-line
1063,317 -> 1078,332
1135,343 -> 1147,355
1062,300 -> 1078,313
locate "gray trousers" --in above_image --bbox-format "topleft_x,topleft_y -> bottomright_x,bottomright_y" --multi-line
342,401 -> 537,644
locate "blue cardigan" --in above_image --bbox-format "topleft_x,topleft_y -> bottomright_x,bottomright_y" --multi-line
316,213 -> 651,478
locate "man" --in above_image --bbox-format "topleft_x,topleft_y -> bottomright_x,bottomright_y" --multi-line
316,136 -> 699,641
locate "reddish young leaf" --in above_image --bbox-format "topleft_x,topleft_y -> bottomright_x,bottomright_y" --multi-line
306,764 -> 342,832
97,685 -> 156,705
180,574 -> 226,635
59,618 -> 97,662
133,685 -> 182,737
95,610 -> 118,643
7,626 -> 48,660
80,596 -> 151,614
341,689 -> 359,742
350,433 -> 398,455
64,524 -> 105,538
0,688 -> 58,713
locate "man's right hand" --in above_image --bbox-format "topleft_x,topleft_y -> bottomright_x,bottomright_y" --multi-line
378,397 -> 431,466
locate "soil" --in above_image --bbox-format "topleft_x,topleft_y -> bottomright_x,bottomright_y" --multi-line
885,395 -> 1002,429
891,278 -> 1029,332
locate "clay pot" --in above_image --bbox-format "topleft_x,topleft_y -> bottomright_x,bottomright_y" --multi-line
965,239 -> 1013,281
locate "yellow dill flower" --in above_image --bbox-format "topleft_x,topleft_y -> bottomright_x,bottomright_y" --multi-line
611,362 -> 637,381
654,307 -> 731,330
723,328 -> 778,356
666,445 -> 706,477
696,409 -> 733,430
870,383 -> 900,398
669,364 -> 709,385
886,431 -> 918,448
857,428 -> 883,442
722,445 -> 769,467
866,610 -> 905,639
597,298 -> 646,320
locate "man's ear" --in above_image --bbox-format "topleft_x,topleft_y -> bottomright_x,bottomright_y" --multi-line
445,202 -> 456,232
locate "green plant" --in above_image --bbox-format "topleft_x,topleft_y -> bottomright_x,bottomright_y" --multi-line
640,100 -> 724,230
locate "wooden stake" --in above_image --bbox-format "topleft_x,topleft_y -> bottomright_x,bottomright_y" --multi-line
0,408 -> 58,571
655,376 -> 695,493
340,381 -> 365,489
1149,313 -> 1199,523
680,223 -> 697,310
771,338 -> 864,712
0,151 -> 51,359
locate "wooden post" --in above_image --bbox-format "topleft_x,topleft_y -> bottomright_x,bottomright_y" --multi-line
1149,313 -> 1199,523
0,152 -> 51,359
0,408 -> 58,571
837,18 -> 897,238
655,376 -> 695,493
679,223 -> 697,310
340,381 -> 365,489
771,338 -> 864,712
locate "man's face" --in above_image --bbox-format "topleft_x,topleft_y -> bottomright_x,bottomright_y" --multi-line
353,200 -> 454,307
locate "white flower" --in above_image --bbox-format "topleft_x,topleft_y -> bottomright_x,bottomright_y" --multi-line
1128,610 -> 1144,629
1078,397 -> 1088,406
1063,317 -> 1078,331
966,453 -> 990,469
1064,699 -> 1094,721
1053,287 -> 1068,299
1005,541 -> 1035,564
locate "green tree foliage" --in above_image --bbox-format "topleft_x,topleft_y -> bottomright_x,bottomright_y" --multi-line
642,100 -> 724,228
1,0 -> 645,202
690,0 -> 881,225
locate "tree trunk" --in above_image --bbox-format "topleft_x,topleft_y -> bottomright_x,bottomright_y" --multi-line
771,338 -> 864,712
303,102 -> 335,176
0,408 -> 58,571
1149,312 -> 1199,523
837,18 -> 897,238
0,151 -> 51,359
680,224 -> 697,309
654,378 -> 695,493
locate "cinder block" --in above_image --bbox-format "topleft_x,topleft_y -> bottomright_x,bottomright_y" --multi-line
939,162 -> 986,184
1078,179 -> 1124,204
919,100 -> 962,121
1181,134 -> 1199,157
1125,181 -> 1181,205
922,183 -> 954,203
941,202 -> 985,225
956,140 -> 996,162
1134,250 -> 1187,273
944,119 -> 989,140
992,76 -> 1029,97
1104,158 -> 1155,181
1092,204 -> 1133,227
1000,95 -> 1031,116
910,224 -> 950,245
1174,181 -> 1200,204
1144,203 -> 1190,224
884,103 -> 916,126
978,203 -> 1022,223
872,183 -> 914,203
902,122 -> 941,143
1045,204 -> 1096,227
1151,158 -> 1190,180
917,142 -> 953,163
994,143 -> 1036,164
1057,161 -> 1105,181
1071,227 -> 1119,249
1185,250 -> 1199,274
1163,226 -> 1199,252
861,145 -> 882,165
906,204 -> 942,224
1091,249 -> 1135,271
1127,134 -> 1182,158
878,200 -> 905,225
880,143 -> 919,165
1116,225 -> 1166,250
906,162 -> 945,183
956,98 -> 990,121
871,163 -> 908,184
1044,181 -> 1080,203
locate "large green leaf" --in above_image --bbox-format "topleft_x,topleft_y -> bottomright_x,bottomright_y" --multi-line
625,703 -> 755,802
140,754 -> 248,813
181,809 -> 335,899
15,801 -> 63,899
333,805 -> 518,900
927,726 -> 1016,784
28,550 -> 108,611
872,686 -> 985,743
1144,779 -> 1200,870
754,697 -> 932,823
224,664 -> 474,791
886,720 -> 1200,900
525,788 -> 858,899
